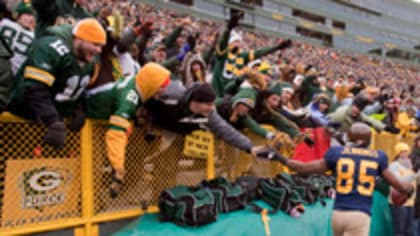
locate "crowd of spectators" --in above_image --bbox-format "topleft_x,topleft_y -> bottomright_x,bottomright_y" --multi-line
91,0 -> 420,98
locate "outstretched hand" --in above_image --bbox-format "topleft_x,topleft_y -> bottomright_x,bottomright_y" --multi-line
251,146 -> 289,165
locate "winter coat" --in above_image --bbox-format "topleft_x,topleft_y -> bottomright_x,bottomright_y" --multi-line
145,82 -> 253,153
250,95 -> 300,139
216,95 -> 272,139
307,102 -> 329,127
327,105 -> 386,132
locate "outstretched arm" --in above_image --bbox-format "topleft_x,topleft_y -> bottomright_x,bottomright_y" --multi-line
118,21 -> 153,65
215,11 -> 243,58
242,115 -> 273,139
243,39 -> 292,62
32,0 -> 58,22
203,32 -> 219,64
287,159 -> 329,175
163,26 -> 183,49
208,110 -> 253,153
382,168 -> 413,195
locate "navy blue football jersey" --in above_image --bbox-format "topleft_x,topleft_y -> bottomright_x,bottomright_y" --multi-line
324,146 -> 388,215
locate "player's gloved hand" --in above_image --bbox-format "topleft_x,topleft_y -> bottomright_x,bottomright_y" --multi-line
227,11 -> 243,30
252,147 -> 288,165
44,121 -> 66,149
303,136 -> 315,147
385,126 -> 400,134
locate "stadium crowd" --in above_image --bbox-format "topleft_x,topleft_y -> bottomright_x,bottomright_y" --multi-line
1,0 -> 420,235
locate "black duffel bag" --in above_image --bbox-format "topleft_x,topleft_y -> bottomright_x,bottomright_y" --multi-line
201,177 -> 248,213
158,185 -> 217,226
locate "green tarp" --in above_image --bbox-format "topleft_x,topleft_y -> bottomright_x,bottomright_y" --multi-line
114,191 -> 393,236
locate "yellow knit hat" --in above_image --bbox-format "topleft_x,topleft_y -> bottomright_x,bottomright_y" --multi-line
72,18 -> 106,45
135,63 -> 171,101
395,142 -> 410,156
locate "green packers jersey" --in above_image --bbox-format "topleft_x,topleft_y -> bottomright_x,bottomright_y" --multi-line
86,76 -> 142,132
0,19 -> 34,75
211,29 -> 278,97
13,25 -> 96,116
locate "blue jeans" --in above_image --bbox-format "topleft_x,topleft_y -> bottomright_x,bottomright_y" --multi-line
391,205 -> 416,236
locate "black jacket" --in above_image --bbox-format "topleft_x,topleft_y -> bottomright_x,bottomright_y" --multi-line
145,82 -> 253,152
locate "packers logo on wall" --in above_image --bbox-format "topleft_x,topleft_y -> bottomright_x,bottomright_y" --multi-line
2,159 -> 81,227
20,166 -> 72,211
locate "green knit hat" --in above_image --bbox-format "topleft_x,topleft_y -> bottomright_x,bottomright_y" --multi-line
232,88 -> 257,109
268,82 -> 294,96
150,42 -> 166,51
16,0 -> 34,15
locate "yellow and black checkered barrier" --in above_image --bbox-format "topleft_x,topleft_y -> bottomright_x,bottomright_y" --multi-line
0,112 -> 416,235
0,113 -> 286,236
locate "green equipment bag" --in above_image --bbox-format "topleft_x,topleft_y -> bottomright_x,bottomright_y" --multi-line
235,176 -> 260,201
277,173 -> 336,206
200,177 -> 247,213
289,175 -> 317,204
306,175 -> 335,206
158,185 -> 218,226
276,173 -> 316,205
255,177 -> 304,215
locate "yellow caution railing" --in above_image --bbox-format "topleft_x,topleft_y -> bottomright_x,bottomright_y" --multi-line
0,112 -> 416,235
0,113 -> 283,236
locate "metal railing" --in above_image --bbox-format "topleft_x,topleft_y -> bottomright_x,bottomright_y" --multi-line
0,112 -> 415,235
